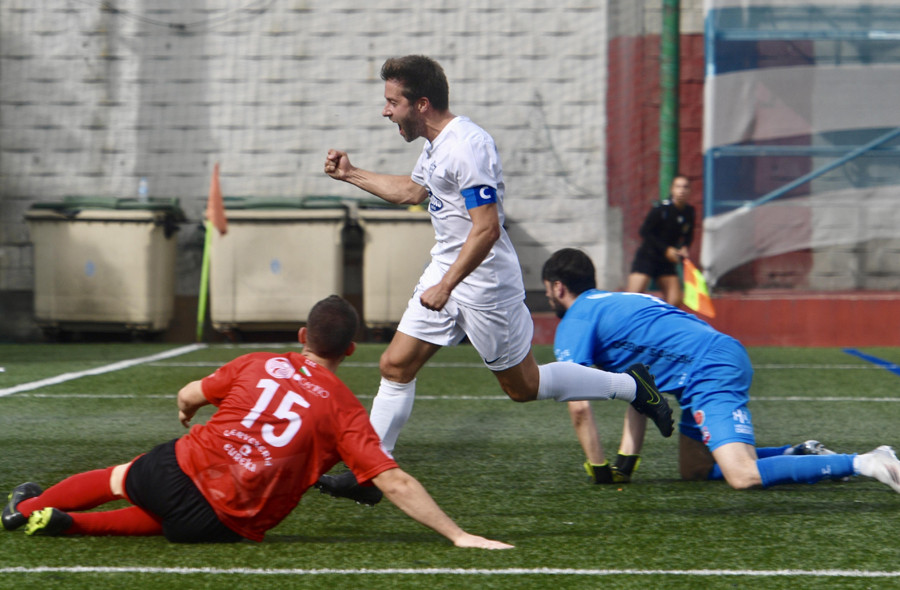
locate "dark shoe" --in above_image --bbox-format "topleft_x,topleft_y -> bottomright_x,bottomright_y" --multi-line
2,482 -> 43,531
25,507 -> 73,536
627,364 -> 674,438
785,440 -> 836,455
611,453 -> 642,483
314,471 -> 383,506
583,462 -> 614,484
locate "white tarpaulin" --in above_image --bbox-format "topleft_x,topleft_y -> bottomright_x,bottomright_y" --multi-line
701,0 -> 900,285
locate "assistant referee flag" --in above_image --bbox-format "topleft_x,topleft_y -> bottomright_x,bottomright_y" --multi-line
683,258 -> 716,318
205,162 -> 227,236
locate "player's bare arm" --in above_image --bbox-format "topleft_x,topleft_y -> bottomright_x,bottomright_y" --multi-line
372,468 -> 513,550
177,380 -> 210,428
617,405 -> 649,456
420,202 -> 501,311
324,149 -> 428,205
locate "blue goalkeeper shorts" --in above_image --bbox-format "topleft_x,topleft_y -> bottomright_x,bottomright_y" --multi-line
677,337 -> 756,452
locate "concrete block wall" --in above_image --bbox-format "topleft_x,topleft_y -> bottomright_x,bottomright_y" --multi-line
6,1 -> 890,343
810,240 -> 900,291
0,0 -> 611,340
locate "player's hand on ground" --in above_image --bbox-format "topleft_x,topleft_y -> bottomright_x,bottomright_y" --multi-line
453,533 -> 514,550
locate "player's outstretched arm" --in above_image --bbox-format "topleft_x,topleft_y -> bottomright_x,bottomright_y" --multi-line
371,468 -> 513,550
324,149 -> 428,206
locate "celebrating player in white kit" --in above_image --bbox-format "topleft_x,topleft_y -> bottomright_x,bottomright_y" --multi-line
320,55 -> 673,504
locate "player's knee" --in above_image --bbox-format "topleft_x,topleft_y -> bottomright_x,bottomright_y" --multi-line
724,477 -> 761,490
379,354 -> 411,383
679,463 -> 711,482
721,468 -> 763,490
499,382 -> 535,403
568,402 -> 592,426
494,368 -> 539,403
504,389 -> 533,403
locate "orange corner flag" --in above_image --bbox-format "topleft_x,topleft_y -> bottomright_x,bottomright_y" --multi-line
683,258 -> 716,318
205,162 -> 227,236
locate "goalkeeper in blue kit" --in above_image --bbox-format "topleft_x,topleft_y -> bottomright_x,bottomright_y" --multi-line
541,248 -> 900,492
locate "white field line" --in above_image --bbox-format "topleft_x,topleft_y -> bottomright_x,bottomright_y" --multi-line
0,344 -> 207,398
0,566 -> 899,578
4,353 -> 899,402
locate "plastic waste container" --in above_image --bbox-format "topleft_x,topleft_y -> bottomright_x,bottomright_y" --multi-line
210,196 -> 348,331
357,202 -> 433,326
24,196 -> 185,335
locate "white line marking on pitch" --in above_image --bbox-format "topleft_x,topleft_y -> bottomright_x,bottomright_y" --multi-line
0,566 -> 898,578
0,344 -> 207,398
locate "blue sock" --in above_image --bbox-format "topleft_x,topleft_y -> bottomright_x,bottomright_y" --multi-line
756,445 -> 792,458
707,446 -> 793,480
757,454 -> 856,487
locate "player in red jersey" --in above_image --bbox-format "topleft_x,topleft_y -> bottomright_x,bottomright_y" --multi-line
2,296 -> 512,549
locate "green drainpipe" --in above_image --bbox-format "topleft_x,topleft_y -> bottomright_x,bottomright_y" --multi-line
659,0 -> 680,201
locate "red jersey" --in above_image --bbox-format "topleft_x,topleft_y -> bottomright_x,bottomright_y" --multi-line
175,352 -> 397,541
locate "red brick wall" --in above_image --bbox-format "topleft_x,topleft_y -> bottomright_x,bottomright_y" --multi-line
607,33 -> 706,284
607,33 -> 819,290
533,291 -> 900,347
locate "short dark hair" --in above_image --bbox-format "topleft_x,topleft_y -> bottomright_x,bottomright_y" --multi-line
381,55 -> 449,111
541,248 -> 597,295
305,296 -> 359,359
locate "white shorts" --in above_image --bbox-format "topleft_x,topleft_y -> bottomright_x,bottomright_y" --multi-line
396,290 -> 533,372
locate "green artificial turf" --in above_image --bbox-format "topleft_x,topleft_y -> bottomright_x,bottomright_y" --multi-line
1,343 -> 899,589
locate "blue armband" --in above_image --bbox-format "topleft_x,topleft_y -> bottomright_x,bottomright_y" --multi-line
461,185 -> 498,209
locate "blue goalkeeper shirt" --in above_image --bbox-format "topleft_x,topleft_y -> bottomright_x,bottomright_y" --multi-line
553,289 -> 745,404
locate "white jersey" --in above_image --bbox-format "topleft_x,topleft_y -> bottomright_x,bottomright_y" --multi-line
411,116 -> 525,310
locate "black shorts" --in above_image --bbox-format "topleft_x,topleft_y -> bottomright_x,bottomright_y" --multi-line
630,249 -> 678,279
125,438 -> 243,543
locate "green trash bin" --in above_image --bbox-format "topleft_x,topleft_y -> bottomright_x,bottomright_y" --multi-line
209,196 -> 348,331
24,196 -> 185,334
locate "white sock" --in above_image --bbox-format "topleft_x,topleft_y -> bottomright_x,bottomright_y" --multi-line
536,362 -> 636,402
369,377 -> 416,454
